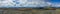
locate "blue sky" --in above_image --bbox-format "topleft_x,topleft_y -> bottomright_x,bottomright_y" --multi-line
45,0 -> 60,3
0,0 -> 60,8
45,0 -> 60,7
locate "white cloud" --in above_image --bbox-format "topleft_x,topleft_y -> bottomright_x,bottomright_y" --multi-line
0,0 -> 51,7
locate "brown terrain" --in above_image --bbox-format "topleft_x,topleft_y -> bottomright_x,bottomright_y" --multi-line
0,8 -> 59,14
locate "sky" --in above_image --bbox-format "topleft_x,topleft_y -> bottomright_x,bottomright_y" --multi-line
48,0 -> 60,7
0,0 -> 60,8
44,0 -> 60,7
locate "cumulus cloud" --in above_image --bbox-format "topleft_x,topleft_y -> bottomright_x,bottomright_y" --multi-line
0,0 -> 53,7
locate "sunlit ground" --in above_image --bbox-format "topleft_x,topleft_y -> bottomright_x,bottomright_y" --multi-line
0,8 -> 60,14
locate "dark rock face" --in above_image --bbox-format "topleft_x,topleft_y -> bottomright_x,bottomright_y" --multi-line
39,7 -> 44,9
